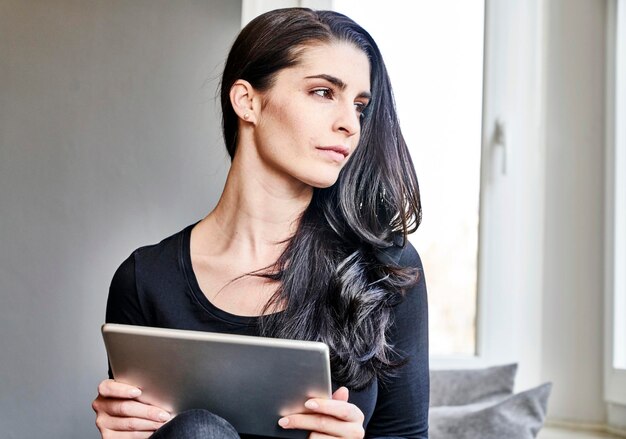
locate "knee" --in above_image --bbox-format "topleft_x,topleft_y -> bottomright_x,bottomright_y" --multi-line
152,409 -> 239,439
183,409 -> 238,436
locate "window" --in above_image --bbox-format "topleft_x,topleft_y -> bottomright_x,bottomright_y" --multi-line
333,1 -> 485,356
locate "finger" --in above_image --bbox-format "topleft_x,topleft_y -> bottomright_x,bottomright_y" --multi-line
98,379 -> 142,399
279,413 -> 364,438
106,399 -> 171,423
332,386 -> 349,402
303,398 -> 364,423
100,413 -> 166,432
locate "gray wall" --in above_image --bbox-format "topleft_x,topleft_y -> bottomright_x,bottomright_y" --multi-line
0,1 -> 241,437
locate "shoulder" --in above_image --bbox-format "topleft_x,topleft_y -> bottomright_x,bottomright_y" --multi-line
397,238 -> 423,270
377,235 -> 424,272
131,224 -> 193,267
106,223 -> 195,323
113,223 -> 197,294
380,237 -> 427,320
110,225 -> 187,281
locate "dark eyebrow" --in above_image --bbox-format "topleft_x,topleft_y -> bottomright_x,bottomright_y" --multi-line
305,74 -> 372,100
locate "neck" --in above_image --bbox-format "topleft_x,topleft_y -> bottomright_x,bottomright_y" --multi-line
199,145 -> 313,262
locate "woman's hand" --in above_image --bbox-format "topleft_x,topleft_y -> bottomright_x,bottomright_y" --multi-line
92,379 -> 171,438
278,387 -> 365,439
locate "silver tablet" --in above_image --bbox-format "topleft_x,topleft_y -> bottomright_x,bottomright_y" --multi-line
102,324 -> 332,438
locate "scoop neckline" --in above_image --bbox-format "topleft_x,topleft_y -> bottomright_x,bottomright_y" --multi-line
180,222 -> 261,326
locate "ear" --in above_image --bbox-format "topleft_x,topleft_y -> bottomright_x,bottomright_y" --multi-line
229,79 -> 258,124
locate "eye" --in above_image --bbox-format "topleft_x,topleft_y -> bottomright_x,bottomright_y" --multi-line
355,101 -> 369,118
311,88 -> 334,99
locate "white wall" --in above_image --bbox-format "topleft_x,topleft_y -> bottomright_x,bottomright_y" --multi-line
0,1 -> 241,437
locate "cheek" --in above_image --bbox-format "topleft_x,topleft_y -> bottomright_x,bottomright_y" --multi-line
274,109 -> 318,148
262,98 -> 308,133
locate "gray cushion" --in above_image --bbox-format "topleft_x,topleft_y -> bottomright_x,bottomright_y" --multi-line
430,363 -> 518,407
429,382 -> 552,439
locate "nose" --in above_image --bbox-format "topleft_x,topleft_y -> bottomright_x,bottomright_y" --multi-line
333,102 -> 360,137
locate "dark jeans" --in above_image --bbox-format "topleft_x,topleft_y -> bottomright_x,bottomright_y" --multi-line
150,409 -> 240,439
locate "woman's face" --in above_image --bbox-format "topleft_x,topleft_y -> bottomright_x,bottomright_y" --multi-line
252,42 -> 371,189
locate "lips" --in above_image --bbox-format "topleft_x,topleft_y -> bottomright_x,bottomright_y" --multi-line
316,146 -> 349,158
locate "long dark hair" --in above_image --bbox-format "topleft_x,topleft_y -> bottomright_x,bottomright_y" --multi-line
220,8 -> 422,390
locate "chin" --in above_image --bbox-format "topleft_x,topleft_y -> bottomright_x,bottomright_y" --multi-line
292,162 -> 346,189
303,174 -> 340,189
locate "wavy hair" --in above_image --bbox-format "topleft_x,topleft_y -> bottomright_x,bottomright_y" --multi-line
220,8 -> 422,390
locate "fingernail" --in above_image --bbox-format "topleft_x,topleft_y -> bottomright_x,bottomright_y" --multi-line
159,412 -> 171,422
129,388 -> 141,397
278,417 -> 290,428
304,400 -> 319,410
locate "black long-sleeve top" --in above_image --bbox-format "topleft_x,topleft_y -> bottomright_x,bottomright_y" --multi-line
106,223 -> 429,438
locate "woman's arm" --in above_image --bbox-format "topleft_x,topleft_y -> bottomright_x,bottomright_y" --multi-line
93,253 -> 171,438
365,243 -> 430,438
105,253 -> 149,331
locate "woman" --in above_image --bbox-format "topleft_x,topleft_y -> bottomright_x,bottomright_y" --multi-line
92,7 -> 429,439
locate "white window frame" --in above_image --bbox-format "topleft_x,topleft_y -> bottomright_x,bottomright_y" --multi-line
604,0 -> 626,420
